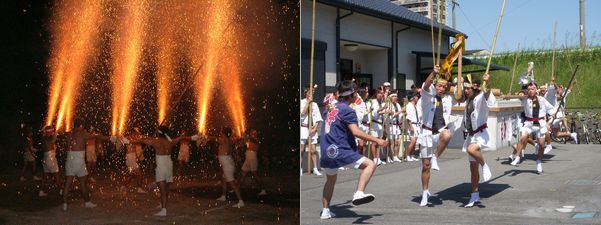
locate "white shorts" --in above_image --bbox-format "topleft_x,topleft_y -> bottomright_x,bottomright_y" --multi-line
125,152 -> 139,172
419,132 -> 440,158
323,157 -> 366,176
177,144 -> 190,162
218,155 -> 236,182
155,155 -> 173,183
390,125 -> 402,136
300,126 -> 318,144
65,151 -> 88,177
408,124 -> 420,137
521,122 -> 547,139
369,124 -> 384,138
86,145 -> 96,162
462,130 -> 491,162
241,151 -> 258,172
551,117 -> 564,128
42,151 -> 59,173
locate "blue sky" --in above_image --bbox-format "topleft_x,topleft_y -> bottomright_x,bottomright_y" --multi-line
452,0 -> 600,53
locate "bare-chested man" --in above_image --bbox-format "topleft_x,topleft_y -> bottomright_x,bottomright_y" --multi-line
63,118 -> 111,211
237,129 -> 267,196
205,127 -> 245,208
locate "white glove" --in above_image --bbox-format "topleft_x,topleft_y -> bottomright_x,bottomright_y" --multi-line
191,135 -> 199,141
121,137 -> 130,145
110,136 -> 117,143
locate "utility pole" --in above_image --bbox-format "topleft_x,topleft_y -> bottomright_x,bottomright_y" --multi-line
579,0 -> 586,49
451,0 -> 458,29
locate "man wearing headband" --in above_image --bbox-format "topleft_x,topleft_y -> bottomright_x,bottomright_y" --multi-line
39,125 -> 61,197
456,74 -> 494,207
300,87 -> 324,176
319,80 -> 388,219
63,118 -> 112,211
405,90 -> 421,162
418,65 -> 456,206
129,125 -> 196,216
368,86 -> 387,166
505,82 -> 555,173
543,81 -> 578,150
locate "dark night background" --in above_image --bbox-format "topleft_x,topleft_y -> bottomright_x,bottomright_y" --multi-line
0,1 -> 299,170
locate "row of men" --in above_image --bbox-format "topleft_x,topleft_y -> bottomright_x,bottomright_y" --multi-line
315,64 -> 576,219
300,82 -> 423,177
18,119 -> 266,216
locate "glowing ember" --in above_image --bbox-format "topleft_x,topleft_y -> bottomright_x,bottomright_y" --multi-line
110,0 -> 148,135
223,57 -> 246,136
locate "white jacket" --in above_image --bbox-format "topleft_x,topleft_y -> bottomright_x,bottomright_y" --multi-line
521,96 -> 554,119
464,91 -> 496,131
421,83 -> 454,131
300,99 -> 323,126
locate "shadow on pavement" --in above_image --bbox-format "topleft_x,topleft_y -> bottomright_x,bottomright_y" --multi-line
329,200 -> 383,224
410,182 -> 511,208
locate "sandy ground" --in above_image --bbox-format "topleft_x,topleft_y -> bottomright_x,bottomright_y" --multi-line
0,159 -> 299,224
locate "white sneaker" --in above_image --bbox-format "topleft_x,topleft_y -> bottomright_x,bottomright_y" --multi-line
465,192 -> 480,208
406,156 -> 413,162
232,200 -> 245,208
216,195 -> 226,201
38,190 -> 48,197
154,208 -> 167,216
534,143 -> 539,155
33,176 -> 42,181
375,158 -> 382,166
482,164 -> 492,182
419,190 -> 431,207
351,191 -> 375,205
257,189 -> 267,196
508,154 -> 515,162
536,160 -> 543,173
386,157 -> 393,164
431,155 -> 440,171
84,201 -> 97,208
571,133 -> 578,143
380,158 -> 387,165
300,168 -> 303,176
312,168 -> 322,176
393,157 -> 402,162
62,203 -> 67,211
510,156 -> 521,166
544,145 -> 552,154
320,208 -> 335,219
412,156 -> 419,161
137,187 -> 147,194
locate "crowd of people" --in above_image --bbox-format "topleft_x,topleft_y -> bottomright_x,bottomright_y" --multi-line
300,62 -> 579,219
18,119 -> 268,217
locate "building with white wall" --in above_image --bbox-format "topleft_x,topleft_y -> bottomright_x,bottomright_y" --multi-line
301,0 -> 460,103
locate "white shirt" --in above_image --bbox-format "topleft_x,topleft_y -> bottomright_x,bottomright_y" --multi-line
464,91 -> 496,131
300,99 -> 323,126
368,99 -> 385,129
406,101 -> 420,124
421,83 -> 454,130
351,97 -> 368,126
521,96 -> 554,119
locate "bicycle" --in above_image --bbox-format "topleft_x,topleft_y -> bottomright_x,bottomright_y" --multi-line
577,111 -> 591,144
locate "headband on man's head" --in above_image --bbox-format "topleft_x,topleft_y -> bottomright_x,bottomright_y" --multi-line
339,89 -> 355,97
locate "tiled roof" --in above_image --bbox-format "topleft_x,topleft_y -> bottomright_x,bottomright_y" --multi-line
317,0 -> 464,36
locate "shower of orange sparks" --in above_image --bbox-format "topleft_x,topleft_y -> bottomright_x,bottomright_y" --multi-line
46,0 -> 102,131
222,58 -> 246,137
155,1 -> 179,126
194,1 -> 234,134
111,0 -> 148,135
157,40 -> 174,125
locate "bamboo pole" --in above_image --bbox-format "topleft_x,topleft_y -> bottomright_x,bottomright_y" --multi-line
508,43 -> 521,94
307,0 -> 316,176
430,0 -> 436,66
436,0 -> 445,66
551,21 -> 557,82
483,0 -> 507,93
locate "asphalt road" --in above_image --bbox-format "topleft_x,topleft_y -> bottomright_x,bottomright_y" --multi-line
301,143 -> 601,224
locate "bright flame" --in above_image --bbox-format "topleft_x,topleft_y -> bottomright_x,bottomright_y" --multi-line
46,0 -> 102,131
194,1 -> 233,134
222,58 -> 246,137
111,0 -> 148,135
155,1 -> 177,125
